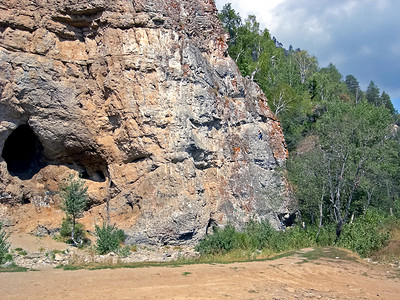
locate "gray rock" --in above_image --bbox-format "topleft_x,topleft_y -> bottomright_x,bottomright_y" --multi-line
0,0 -> 293,245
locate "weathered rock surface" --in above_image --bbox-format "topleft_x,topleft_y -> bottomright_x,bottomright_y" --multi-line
0,0 -> 291,245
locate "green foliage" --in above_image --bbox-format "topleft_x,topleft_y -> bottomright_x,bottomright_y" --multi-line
289,100 -> 397,236
215,6 -> 399,259
195,218 -> 393,259
60,174 -> 88,220
0,222 -> 10,265
195,225 -> 241,255
218,3 -> 241,46
59,174 -> 88,244
59,217 -> 88,245
95,223 -> 126,255
394,198 -> 400,218
243,220 -> 275,250
196,221 -> 338,256
345,74 -> 363,103
337,210 -> 390,257
118,245 -> 131,258
366,80 -> 380,106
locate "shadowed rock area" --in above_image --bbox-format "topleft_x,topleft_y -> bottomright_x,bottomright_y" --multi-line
0,0 -> 292,245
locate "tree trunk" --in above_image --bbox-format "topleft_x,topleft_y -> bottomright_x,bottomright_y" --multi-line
71,216 -> 76,245
316,184 -> 325,239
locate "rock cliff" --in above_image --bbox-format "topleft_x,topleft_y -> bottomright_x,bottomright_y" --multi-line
0,0 -> 290,245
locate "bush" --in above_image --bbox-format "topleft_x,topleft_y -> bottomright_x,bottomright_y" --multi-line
195,225 -> 242,255
59,218 -> 89,245
243,220 -> 275,250
337,209 -> 390,257
0,222 -> 10,265
95,223 -> 126,255
118,245 -> 131,258
195,221 -> 337,257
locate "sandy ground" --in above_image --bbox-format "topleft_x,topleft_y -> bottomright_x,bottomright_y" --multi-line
1,248 -> 399,300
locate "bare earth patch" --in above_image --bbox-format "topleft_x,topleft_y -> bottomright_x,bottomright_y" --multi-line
1,248 -> 399,299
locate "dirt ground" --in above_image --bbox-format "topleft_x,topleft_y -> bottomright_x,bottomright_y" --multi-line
1,248 -> 400,300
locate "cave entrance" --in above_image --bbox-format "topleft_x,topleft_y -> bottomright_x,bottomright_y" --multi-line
1,124 -> 45,180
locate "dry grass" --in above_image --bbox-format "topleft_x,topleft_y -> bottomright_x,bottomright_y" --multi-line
372,219 -> 400,262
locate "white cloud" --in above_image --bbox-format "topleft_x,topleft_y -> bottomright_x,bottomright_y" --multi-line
358,46 -> 373,56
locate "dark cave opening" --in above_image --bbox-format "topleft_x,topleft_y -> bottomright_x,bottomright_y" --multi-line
95,170 -> 106,181
279,213 -> 296,228
1,124 -> 45,180
78,167 -> 106,182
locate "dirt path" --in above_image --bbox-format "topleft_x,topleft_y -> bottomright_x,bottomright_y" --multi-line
1,249 -> 399,300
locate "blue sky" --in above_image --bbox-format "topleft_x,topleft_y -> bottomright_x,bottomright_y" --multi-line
215,0 -> 400,111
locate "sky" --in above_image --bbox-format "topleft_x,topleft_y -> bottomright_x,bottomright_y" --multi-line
214,0 -> 400,111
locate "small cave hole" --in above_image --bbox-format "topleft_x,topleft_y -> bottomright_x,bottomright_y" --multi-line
80,169 -> 90,179
22,197 -> 31,205
279,213 -> 296,228
95,170 -> 106,181
1,124 -> 45,180
206,218 -> 218,235
178,231 -> 194,241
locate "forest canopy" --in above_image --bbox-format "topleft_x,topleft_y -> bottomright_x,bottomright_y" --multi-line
218,3 -> 400,237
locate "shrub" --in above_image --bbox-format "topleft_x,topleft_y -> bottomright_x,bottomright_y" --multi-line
243,220 -> 275,250
118,245 -> 131,258
95,223 -> 126,255
0,222 -> 10,265
314,224 -> 337,246
59,217 -> 89,245
196,221 -> 337,256
195,225 -> 241,255
337,209 -> 390,257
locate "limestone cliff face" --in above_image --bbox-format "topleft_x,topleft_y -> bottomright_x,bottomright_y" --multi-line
0,0 -> 290,244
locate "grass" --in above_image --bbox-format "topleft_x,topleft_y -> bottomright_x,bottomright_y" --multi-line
13,248 -> 27,256
0,263 -> 29,273
55,247 -> 307,271
371,219 -> 400,262
297,247 -> 358,264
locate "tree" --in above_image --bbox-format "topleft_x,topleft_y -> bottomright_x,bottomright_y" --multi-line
60,174 -> 88,245
289,101 -> 395,237
288,142 -> 327,236
310,63 -> 346,102
381,91 -> 396,114
218,3 -> 242,46
366,81 -> 380,106
292,50 -> 318,84
345,75 -> 363,103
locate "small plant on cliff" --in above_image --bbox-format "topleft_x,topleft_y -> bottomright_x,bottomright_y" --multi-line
95,223 -> 126,255
0,222 -> 11,265
59,174 -> 88,246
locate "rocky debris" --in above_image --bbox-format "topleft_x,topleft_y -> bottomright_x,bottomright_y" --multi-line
0,0 -> 291,245
9,244 -> 198,269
